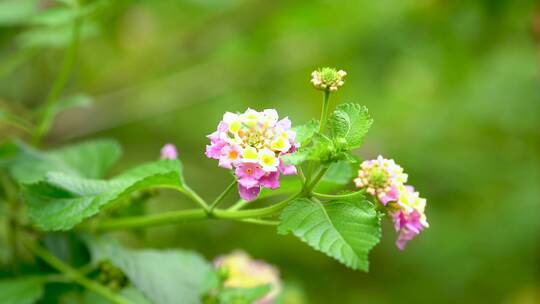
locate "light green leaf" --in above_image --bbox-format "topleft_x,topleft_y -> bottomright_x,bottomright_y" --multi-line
30,0 -> 110,26
7,139 -> 121,184
0,0 -> 39,26
278,198 -> 381,271
315,160 -> 357,193
0,277 -> 44,304
25,159 -> 185,230
219,284 -> 272,303
292,119 -> 318,147
83,286 -> 151,304
87,238 -> 215,304
328,103 -> 372,149
17,21 -> 99,49
281,133 -> 333,165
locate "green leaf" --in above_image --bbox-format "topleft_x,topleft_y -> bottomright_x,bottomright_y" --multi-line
292,119 -> 318,147
17,21 -> 99,49
25,159 -> 185,230
219,284 -> 272,304
278,198 -> 381,271
281,133 -> 333,166
30,0 -> 110,26
7,139 -> 121,184
328,103 -> 372,149
315,160 -> 357,193
0,0 -> 39,26
87,237 -> 215,304
83,286 -> 151,304
0,277 -> 44,304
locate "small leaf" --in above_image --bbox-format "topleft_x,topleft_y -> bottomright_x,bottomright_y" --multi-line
83,286 -> 151,304
281,133 -> 333,166
219,284 -> 272,303
87,237 -> 215,304
328,103 -> 372,149
278,198 -> 381,271
292,119 -> 318,147
7,139 -> 121,184
24,159 -> 185,230
0,277 -> 44,304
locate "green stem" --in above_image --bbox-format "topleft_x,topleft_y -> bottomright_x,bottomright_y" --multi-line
306,166 -> 329,193
209,180 -> 237,211
91,194 -> 299,232
94,209 -> 208,232
235,218 -> 280,226
27,243 -> 131,304
33,8 -> 82,145
179,186 -> 209,211
318,90 -> 331,133
312,190 -> 365,200
228,199 -> 248,211
213,194 -> 297,219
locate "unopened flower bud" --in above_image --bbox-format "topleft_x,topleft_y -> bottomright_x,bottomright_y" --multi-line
310,67 -> 347,92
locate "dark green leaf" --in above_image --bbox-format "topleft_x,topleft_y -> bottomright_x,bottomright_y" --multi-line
278,198 -> 381,271
328,103 -> 372,149
0,277 -> 44,304
25,159 -> 185,230
87,237 -> 215,304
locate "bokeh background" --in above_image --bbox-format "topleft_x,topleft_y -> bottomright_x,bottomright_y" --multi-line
1,0 -> 540,303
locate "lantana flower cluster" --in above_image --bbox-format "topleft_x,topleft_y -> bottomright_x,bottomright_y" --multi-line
205,109 -> 297,201
214,251 -> 281,304
354,155 -> 429,250
310,67 -> 347,92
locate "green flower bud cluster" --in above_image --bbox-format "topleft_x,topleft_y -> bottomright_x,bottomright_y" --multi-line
97,261 -> 128,291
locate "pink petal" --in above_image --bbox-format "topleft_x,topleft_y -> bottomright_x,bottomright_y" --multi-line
238,185 -> 261,201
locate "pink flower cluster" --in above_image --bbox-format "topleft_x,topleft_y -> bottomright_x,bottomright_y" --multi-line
355,155 -> 428,250
205,109 -> 297,201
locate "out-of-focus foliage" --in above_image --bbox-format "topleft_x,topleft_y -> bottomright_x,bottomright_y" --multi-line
1,0 -> 539,303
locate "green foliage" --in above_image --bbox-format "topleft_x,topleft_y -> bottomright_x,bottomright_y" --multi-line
4,139 -> 121,184
87,237 -> 215,304
218,284 -> 272,304
24,159 -> 185,230
278,198 -> 381,271
83,287 -> 151,304
292,119 -> 318,147
0,0 -> 38,26
328,103 -> 372,149
281,133 -> 333,165
0,277 -> 44,304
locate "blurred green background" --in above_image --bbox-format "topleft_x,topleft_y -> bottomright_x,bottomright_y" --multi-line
1,0 -> 540,303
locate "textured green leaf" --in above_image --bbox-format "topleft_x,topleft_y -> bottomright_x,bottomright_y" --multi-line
281,133 -> 333,165
328,103 -> 372,148
25,159 -> 184,230
0,277 -> 44,304
87,238 -> 214,304
278,198 -> 381,271
7,139 -> 121,184
292,119 -> 318,147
